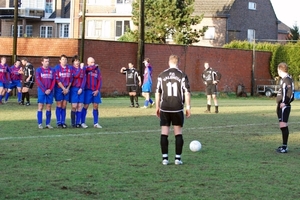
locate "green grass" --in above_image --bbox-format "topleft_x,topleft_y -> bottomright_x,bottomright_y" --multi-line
1,95 -> 300,199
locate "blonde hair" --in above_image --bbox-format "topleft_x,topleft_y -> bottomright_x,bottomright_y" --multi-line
278,62 -> 288,73
169,54 -> 179,65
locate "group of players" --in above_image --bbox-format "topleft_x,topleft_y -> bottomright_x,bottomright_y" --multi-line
0,56 -> 34,106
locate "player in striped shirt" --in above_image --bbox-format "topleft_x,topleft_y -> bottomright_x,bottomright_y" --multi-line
155,55 -> 191,165
5,59 -> 22,103
20,57 -> 35,106
141,58 -> 154,108
69,55 -> 86,128
81,57 -> 102,129
54,55 -> 73,128
36,57 -> 56,129
0,56 -> 10,104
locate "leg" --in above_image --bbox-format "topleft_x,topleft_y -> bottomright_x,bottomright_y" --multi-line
81,104 -> 89,128
93,103 -> 102,128
56,101 -> 62,127
161,126 -> 170,165
212,94 -> 218,113
61,100 -> 67,127
45,104 -> 52,128
37,103 -> 44,128
71,103 -> 77,127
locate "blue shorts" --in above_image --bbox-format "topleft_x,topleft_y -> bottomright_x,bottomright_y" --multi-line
142,83 -> 152,93
0,81 -> 4,88
37,88 -> 54,104
9,80 -> 22,89
54,87 -> 70,102
84,89 -> 102,104
69,87 -> 84,103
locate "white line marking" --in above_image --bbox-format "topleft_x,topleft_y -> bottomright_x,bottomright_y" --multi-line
0,122 -> 298,141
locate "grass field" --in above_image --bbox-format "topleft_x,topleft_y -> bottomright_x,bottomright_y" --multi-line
1,95 -> 300,199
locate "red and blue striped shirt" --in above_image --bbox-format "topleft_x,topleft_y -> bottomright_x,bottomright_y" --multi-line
36,67 -> 56,93
85,65 -> 102,91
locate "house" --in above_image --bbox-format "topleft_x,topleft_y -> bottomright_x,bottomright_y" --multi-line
0,0 -> 70,38
277,21 -> 291,42
192,0 -> 278,46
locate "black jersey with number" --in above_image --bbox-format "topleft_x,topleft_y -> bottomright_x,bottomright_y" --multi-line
23,63 -> 35,82
276,75 -> 294,105
156,67 -> 190,112
122,68 -> 139,86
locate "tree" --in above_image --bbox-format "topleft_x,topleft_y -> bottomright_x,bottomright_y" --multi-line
127,0 -> 207,45
287,24 -> 299,42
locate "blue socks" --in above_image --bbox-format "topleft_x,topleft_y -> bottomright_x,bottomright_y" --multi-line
93,109 -> 99,124
81,107 -> 87,123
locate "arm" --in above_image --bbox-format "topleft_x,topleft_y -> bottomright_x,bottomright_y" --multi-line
155,92 -> 161,118
184,92 -> 191,118
36,68 -> 46,93
27,64 -> 34,82
120,67 -> 126,73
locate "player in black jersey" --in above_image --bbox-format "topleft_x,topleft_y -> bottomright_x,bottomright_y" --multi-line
120,63 -> 141,108
276,62 -> 294,153
20,57 -> 35,106
202,62 -> 220,113
155,55 -> 191,165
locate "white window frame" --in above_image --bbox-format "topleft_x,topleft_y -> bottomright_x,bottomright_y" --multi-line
25,25 -> 33,37
59,24 -> 69,38
45,0 -> 53,14
248,2 -> 256,10
40,26 -> 53,38
117,0 -> 132,4
11,25 -> 23,37
88,0 -> 110,5
86,20 -> 111,39
115,20 -> 130,38
204,27 -> 215,40
247,29 -> 255,42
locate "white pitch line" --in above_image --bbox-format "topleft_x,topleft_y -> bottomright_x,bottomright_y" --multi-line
0,122 -> 298,141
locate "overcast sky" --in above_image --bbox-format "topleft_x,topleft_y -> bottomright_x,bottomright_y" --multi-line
270,0 -> 300,28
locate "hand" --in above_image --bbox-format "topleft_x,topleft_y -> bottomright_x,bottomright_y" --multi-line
62,88 -> 69,95
80,63 -> 84,69
213,81 -> 218,84
138,81 -> 141,86
26,77 -> 30,82
45,89 -> 51,95
156,109 -> 160,118
280,103 -> 285,108
186,109 -> 191,118
78,88 -> 82,95
93,90 -> 99,96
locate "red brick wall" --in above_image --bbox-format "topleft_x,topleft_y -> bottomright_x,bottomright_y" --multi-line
0,38 -> 272,96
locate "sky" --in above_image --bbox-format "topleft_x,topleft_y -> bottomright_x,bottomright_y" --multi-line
270,0 -> 300,28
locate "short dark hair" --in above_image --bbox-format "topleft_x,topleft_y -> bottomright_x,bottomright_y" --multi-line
72,55 -> 80,63
60,54 -> 68,60
41,56 -> 49,61
21,57 -> 28,62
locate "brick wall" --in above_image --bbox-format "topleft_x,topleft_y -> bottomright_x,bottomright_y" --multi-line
0,38 -> 272,97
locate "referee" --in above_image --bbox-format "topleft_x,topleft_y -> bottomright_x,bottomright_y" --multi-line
120,63 -> 141,108
155,54 -> 191,165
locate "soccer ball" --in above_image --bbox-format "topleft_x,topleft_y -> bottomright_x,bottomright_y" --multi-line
189,140 -> 202,152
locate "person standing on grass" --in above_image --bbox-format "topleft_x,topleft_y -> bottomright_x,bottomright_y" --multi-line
69,55 -> 86,128
20,57 -> 35,106
0,56 -> 10,104
5,59 -> 22,103
54,55 -> 73,128
120,63 -> 141,108
202,62 -> 220,113
141,58 -> 154,108
276,62 -> 294,153
81,57 -> 102,129
155,54 -> 191,165
36,57 -> 56,129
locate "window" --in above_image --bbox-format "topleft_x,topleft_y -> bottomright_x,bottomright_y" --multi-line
115,20 -> 130,37
12,25 -> 33,37
88,0 -> 109,5
59,24 -> 69,38
204,27 -> 215,40
117,0 -> 132,4
248,2 -> 256,10
40,26 -> 53,38
247,29 -> 255,42
86,20 -> 111,38
45,0 -> 53,13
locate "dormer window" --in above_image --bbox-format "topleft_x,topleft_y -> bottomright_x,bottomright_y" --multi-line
248,2 -> 256,10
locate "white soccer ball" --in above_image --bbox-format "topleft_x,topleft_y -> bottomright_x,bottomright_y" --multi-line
189,140 -> 202,152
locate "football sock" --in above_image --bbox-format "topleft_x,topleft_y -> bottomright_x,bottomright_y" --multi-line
130,96 -> 134,105
17,92 -> 22,102
281,126 -> 289,146
5,92 -> 9,101
0,95 -> 3,102
56,107 -> 62,125
61,108 -> 66,124
149,98 -> 153,104
215,106 -> 219,112
21,92 -> 25,103
144,100 -> 149,107
160,135 -> 169,155
25,92 -> 30,102
81,107 -> 87,123
207,104 -> 211,111
175,134 -> 184,155
175,155 -> 181,161
93,109 -> 99,124
134,96 -> 138,104
162,154 -> 168,161
46,110 -> 51,125
37,111 -> 43,125
71,111 -> 76,126
76,111 -> 82,125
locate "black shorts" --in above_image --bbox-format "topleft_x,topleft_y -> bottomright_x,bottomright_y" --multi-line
277,104 -> 291,123
160,111 -> 184,127
206,84 -> 217,95
23,81 -> 34,89
127,86 -> 138,93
